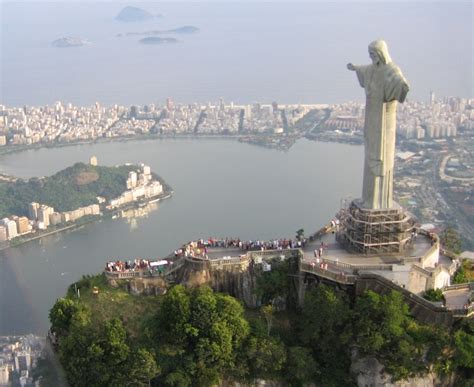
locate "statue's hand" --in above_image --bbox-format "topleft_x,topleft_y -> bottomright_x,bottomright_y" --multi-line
347,63 -> 356,71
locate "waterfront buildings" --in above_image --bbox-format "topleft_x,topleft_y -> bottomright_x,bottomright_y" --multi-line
0,97 -> 470,148
0,164 -> 164,245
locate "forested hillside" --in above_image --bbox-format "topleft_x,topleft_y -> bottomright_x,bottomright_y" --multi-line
47,272 -> 474,386
0,163 -> 135,218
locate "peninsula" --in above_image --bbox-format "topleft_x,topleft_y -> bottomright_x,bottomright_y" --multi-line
0,160 -> 172,247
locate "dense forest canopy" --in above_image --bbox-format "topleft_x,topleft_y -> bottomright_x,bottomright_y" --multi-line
47,274 -> 474,387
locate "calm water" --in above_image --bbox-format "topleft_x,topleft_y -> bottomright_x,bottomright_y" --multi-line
1,1 -> 472,106
0,138 -> 363,334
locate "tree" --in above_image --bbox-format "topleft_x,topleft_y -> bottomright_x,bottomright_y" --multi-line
453,260 -> 473,284
245,336 -> 287,379
57,314 -> 136,387
49,298 -> 83,338
154,284 -> 192,346
152,286 -> 250,385
286,346 -> 318,386
299,285 -> 352,385
440,226 -> 462,254
353,290 -> 449,381
422,288 -> 445,302
128,348 -> 161,386
296,228 -> 305,241
454,320 -> 474,369
256,259 -> 293,305
261,304 -> 275,336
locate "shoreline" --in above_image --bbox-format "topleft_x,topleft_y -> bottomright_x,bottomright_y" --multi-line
0,134 -> 252,157
0,132 -> 359,158
0,189 -> 173,252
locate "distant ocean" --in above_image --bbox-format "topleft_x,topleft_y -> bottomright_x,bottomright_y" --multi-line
1,1 -> 472,107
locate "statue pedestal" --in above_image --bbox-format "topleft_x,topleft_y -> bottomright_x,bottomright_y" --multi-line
336,199 -> 415,255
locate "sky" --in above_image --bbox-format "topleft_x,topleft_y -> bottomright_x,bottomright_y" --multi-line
0,1 -> 472,106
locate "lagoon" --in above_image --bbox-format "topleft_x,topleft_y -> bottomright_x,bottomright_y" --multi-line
0,138 -> 363,334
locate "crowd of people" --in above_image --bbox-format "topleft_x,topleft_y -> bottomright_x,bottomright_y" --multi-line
171,237 -> 310,261
197,237 -> 306,251
105,258 -> 151,273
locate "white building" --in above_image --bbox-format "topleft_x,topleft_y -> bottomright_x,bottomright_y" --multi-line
128,171 -> 138,189
0,225 -> 7,242
0,363 -> 9,385
2,218 -> 18,240
38,205 -> 54,227
28,202 -> 40,221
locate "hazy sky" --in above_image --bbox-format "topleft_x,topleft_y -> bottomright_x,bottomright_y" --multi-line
1,1 -> 472,106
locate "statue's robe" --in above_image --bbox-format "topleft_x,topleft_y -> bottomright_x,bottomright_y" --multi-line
355,63 -> 409,209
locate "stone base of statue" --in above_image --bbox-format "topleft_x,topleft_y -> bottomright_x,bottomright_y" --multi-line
336,199 -> 415,255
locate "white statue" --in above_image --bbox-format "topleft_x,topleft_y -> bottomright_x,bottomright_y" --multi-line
347,40 -> 409,209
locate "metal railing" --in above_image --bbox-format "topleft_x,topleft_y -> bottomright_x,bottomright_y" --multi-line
300,261 -> 357,284
317,257 -> 393,272
209,256 -> 250,267
443,282 -> 474,292
105,270 -> 156,279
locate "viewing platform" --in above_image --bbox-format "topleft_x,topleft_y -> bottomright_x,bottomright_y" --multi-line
102,228 -> 470,326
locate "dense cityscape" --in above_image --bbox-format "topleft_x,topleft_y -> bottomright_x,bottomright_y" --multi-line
1,96 -> 473,250
0,95 -> 471,145
0,336 -> 45,386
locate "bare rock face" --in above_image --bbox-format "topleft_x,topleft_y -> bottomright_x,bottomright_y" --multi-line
185,269 -> 211,288
109,279 -> 119,288
127,277 -> 167,296
210,266 -> 260,307
174,260 -> 260,307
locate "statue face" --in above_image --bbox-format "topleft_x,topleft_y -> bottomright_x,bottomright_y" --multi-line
369,48 -> 380,65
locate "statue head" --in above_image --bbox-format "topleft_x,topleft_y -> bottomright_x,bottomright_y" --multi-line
368,40 -> 392,65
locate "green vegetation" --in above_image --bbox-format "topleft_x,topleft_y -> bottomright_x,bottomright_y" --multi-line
423,288 -> 445,302
255,256 -> 298,306
353,290 -> 450,381
453,260 -> 474,284
50,274 -> 161,386
0,162 -> 136,218
51,275 -> 474,386
440,226 -> 463,254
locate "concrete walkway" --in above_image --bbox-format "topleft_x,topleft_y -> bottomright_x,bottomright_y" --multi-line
444,288 -> 471,310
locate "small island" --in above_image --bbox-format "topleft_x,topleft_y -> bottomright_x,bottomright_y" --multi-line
52,37 -> 90,48
120,26 -> 200,37
0,161 -> 172,247
139,37 -> 178,45
115,6 -> 156,22
169,26 -> 200,34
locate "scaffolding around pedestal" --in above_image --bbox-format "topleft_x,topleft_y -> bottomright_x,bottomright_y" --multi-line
336,199 -> 415,255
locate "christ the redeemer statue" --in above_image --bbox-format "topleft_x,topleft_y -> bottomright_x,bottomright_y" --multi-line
347,40 -> 409,210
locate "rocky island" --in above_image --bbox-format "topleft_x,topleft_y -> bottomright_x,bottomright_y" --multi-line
115,6 -> 157,22
51,37 -> 90,48
139,37 -> 178,45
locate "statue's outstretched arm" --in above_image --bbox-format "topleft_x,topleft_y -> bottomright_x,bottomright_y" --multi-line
347,63 -> 356,71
